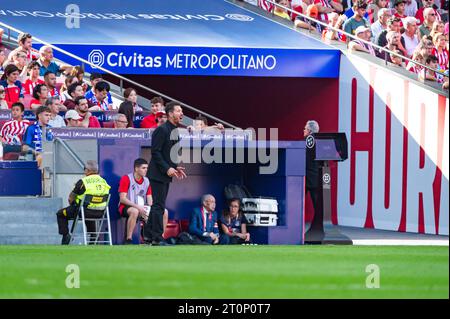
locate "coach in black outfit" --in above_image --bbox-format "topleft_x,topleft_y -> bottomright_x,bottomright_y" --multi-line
303,120 -> 324,241
143,101 -> 186,245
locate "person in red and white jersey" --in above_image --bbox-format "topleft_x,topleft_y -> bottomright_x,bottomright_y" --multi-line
415,0 -> 441,25
7,33 -> 39,65
118,158 -> 168,244
23,61 -> 45,95
314,0 -> 343,23
406,51 -> 424,74
0,102 -> 30,154
140,96 -> 165,129
0,65 -> 25,108
393,0 -> 407,28
44,71 -> 60,97
432,33 -> 449,71
258,0 -> 275,12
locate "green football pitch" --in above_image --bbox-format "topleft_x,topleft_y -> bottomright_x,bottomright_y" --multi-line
0,245 -> 448,299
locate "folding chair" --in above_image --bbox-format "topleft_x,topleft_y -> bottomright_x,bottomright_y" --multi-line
69,194 -> 113,245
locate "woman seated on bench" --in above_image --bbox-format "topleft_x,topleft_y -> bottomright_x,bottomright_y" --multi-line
220,199 -> 251,245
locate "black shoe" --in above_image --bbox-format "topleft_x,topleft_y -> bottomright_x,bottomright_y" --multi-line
61,234 -> 71,245
124,239 -> 133,245
158,240 -> 173,246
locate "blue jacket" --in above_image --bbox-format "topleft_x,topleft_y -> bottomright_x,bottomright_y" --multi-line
188,207 -> 219,238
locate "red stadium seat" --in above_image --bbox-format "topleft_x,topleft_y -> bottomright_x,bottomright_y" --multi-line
162,219 -> 181,239
179,219 -> 190,233
102,121 -> 115,128
3,152 -> 20,160
22,94 -> 33,110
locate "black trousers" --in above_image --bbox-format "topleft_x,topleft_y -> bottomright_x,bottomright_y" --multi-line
56,205 -> 104,235
306,187 -> 323,231
143,180 -> 170,242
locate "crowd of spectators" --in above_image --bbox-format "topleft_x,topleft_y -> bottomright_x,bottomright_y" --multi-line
254,0 -> 449,87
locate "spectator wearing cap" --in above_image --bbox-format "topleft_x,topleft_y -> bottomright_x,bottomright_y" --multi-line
343,1 -> 370,36
113,114 -> 129,129
8,33 -> 39,65
371,8 -> 392,39
23,61 -> 45,95
123,88 -> 143,113
64,82 -> 85,110
415,0 -> 441,25
419,8 -> 437,38
30,84 -> 48,110
367,0 -> 388,23
404,0 -> 418,18
84,73 -> 114,110
344,0 -> 369,20
118,100 -> 135,128
402,17 -> 421,57
348,26 -> 377,55
0,85 -> 8,109
65,111 -> 81,128
47,97 -> 66,128
375,17 -> 407,56
140,96 -> 164,129
65,110 -> 82,127
0,64 -> 25,108
74,96 -> 101,128
295,4 -> 324,34
38,45 -> 72,77
432,33 -> 449,71
156,111 -> 167,127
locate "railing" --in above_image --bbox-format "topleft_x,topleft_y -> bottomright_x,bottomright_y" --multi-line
245,0 -> 448,91
0,23 -> 240,129
51,137 -> 85,197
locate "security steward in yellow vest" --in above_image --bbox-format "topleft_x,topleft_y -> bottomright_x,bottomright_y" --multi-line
56,160 -> 111,245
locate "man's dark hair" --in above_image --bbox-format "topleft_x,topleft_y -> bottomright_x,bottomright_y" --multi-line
67,82 -> 81,98
27,61 -> 40,71
35,105 -> 51,118
11,102 -> 25,112
165,101 -> 180,115
426,55 -> 439,64
151,96 -> 164,105
18,33 -> 32,45
387,16 -> 401,26
94,81 -> 110,92
74,96 -> 87,106
90,73 -> 103,81
195,115 -> 208,126
32,84 -> 47,99
134,158 -> 148,169
44,71 -> 55,79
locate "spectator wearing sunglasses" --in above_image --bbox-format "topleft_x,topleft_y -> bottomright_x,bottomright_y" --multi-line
415,0 -> 441,25
419,8 -> 437,38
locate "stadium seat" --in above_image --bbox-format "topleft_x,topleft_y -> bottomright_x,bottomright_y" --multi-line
179,219 -> 190,233
102,121 -> 115,128
162,219 -> 181,239
22,94 -> 33,110
3,152 -> 20,160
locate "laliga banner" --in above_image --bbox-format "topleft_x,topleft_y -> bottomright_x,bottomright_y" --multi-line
337,55 -> 449,235
44,44 -> 340,78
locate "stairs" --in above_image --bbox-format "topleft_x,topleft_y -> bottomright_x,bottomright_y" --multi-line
0,197 -> 63,244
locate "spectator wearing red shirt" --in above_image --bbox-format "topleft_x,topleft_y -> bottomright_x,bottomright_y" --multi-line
314,0 -> 343,23
0,102 -> 30,154
23,61 -> 45,95
119,158 -> 168,244
74,96 -> 101,128
44,71 -> 60,97
30,84 -> 48,110
0,65 -> 25,108
393,0 -> 407,27
432,33 -> 449,70
140,96 -> 164,128
415,0 -> 441,25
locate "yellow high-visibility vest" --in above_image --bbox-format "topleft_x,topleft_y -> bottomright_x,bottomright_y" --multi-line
75,174 -> 111,210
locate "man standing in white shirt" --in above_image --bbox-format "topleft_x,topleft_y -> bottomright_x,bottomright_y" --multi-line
402,16 -> 420,57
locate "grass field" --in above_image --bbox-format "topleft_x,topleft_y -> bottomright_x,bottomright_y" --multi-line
0,245 -> 448,299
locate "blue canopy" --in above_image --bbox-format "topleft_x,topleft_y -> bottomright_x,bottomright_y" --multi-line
0,0 -> 340,77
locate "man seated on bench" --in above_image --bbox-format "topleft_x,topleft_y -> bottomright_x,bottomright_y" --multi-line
188,194 -> 223,245
118,158 -> 168,244
56,160 -> 111,245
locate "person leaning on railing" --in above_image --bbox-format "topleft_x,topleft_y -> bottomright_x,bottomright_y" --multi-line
295,4 -> 324,33
323,12 -> 348,41
348,26 -> 377,55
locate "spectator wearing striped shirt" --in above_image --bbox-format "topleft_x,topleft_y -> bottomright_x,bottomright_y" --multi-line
44,71 -> 60,98
348,25 -> 376,55
23,61 -> 45,95
314,0 -> 343,23
0,65 -> 25,108
85,81 -> 113,111
0,102 -> 30,154
85,73 -> 114,110
432,33 -> 449,70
